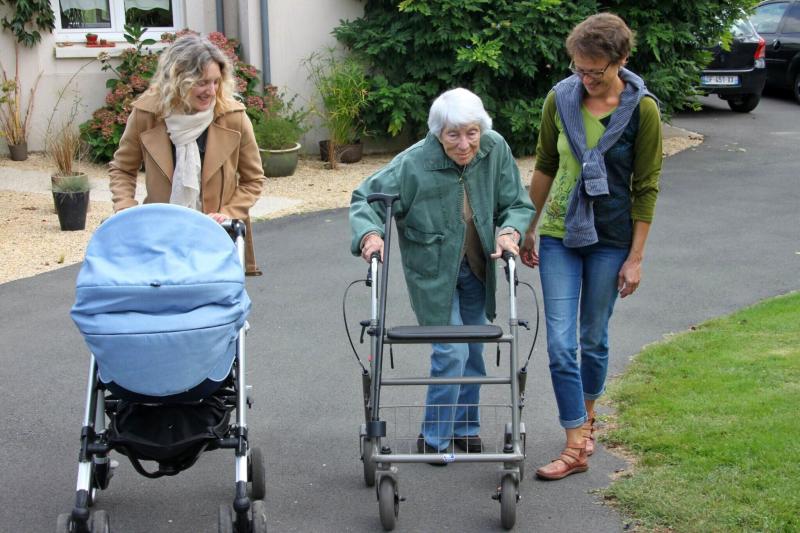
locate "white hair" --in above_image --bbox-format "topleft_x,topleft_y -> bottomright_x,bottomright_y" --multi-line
427,87 -> 492,136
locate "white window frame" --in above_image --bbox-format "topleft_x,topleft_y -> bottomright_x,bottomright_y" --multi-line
51,0 -> 184,43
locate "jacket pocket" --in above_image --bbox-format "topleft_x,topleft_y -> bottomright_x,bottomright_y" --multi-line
401,225 -> 443,277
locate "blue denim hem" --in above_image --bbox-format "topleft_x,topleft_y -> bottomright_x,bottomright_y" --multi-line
584,388 -> 605,401
560,414 -> 587,430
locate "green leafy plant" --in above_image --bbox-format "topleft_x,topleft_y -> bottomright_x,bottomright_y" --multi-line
51,174 -> 90,193
304,48 -> 369,164
252,86 -> 309,150
0,0 -> 54,147
335,0 -> 756,154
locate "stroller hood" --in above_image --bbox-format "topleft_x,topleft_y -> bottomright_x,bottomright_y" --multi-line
71,204 -> 251,397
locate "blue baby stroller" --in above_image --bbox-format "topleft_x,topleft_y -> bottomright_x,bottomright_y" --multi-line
58,204 -> 267,533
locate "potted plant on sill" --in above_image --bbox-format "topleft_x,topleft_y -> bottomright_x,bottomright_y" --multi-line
252,88 -> 309,177
85,32 -> 98,45
304,49 -> 369,169
0,0 -> 54,161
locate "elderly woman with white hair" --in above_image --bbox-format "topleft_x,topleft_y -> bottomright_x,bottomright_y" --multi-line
109,33 -> 265,274
349,88 -> 534,460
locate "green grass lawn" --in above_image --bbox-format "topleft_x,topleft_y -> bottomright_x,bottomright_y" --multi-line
602,292 -> 800,533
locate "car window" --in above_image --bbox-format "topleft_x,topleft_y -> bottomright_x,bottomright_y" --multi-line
732,18 -> 758,38
781,4 -> 800,32
751,1 -> 789,33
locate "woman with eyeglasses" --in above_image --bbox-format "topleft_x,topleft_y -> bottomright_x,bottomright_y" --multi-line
519,13 -> 663,480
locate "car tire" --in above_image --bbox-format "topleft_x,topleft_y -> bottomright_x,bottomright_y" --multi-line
793,71 -> 800,105
727,93 -> 760,113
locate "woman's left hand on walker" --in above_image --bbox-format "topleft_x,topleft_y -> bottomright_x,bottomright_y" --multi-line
491,232 -> 520,259
208,212 -> 229,224
617,259 -> 641,298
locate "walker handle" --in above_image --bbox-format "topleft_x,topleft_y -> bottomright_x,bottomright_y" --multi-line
366,193 -> 400,207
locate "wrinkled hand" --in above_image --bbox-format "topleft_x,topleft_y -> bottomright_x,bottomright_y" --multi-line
361,233 -> 384,263
617,259 -> 641,298
208,212 -> 229,224
520,230 -> 539,268
490,231 -> 520,259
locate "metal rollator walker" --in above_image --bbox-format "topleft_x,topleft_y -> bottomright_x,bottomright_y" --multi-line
350,193 -> 533,530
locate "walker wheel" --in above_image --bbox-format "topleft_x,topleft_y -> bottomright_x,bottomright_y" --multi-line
218,504 -> 234,533
251,499 -> 268,533
249,447 -> 267,500
90,510 -> 110,533
377,476 -> 398,531
362,437 -> 376,487
499,475 -> 518,530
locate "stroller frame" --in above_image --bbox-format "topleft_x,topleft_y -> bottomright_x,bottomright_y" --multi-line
58,220 -> 267,533
357,194 -> 527,530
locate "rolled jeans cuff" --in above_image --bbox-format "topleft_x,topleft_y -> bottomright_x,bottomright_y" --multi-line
559,414 -> 587,430
583,387 -> 605,401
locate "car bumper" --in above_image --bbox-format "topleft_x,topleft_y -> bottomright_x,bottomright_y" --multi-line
699,67 -> 767,96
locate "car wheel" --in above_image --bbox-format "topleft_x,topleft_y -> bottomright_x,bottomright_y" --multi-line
793,71 -> 800,105
727,93 -> 760,113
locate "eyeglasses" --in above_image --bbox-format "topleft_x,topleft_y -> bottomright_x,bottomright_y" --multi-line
569,61 -> 612,80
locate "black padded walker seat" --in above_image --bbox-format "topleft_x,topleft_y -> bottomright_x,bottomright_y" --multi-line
386,324 -> 504,343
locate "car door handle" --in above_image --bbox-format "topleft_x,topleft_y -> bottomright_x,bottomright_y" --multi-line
772,39 -> 781,50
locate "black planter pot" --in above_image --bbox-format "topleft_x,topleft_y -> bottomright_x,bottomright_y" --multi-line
53,191 -> 90,231
319,139 -> 363,164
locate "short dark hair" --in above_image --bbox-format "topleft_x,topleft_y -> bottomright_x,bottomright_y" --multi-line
566,13 -> 635,64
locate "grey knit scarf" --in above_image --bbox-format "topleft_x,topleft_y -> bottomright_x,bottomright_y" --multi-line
554,67 -> 650,247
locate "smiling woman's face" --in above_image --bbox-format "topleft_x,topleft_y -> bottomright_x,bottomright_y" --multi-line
439,122 -> 481,166
189,61 -> 221,113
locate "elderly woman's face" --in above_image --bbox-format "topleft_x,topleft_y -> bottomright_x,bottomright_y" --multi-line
439,123 -> 481,167
189,61 -> 221,113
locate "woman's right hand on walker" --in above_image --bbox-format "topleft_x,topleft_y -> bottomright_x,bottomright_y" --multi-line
520,231 -> 539,268
361,233 -> 384,263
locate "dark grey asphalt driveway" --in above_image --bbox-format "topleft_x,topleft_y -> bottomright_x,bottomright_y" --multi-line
1,94 -> 797,533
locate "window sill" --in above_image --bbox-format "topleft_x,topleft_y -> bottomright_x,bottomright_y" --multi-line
54,41 -> 168,59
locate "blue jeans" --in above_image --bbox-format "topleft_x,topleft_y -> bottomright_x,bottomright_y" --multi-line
421,259 -> 487,451
539,236 -> 628,429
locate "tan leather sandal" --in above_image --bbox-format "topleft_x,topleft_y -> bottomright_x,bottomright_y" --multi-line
581,417 -> 596,456
535,443 -> 588,480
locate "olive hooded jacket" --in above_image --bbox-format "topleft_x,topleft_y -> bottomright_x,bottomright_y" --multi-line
350,130 -> 534,326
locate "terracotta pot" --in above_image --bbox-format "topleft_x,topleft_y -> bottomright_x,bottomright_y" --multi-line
318,139 -> 363,164
259,143 -> 301,177
8,142 -> 27,161
86,35 -> 98,44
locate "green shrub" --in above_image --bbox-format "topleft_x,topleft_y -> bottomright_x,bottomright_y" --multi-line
254,116 -> 304,150
335,0 -> 756,155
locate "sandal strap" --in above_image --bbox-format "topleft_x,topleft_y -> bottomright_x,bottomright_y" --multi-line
558,445 -> 585,465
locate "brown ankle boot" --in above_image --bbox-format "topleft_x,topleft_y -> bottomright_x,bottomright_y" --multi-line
535,443 -> 588,480
581,417 -> 596,456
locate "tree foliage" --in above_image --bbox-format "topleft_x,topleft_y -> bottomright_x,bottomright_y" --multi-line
335,0 -> 758,154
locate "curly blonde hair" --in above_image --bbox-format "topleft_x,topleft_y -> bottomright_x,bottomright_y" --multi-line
146,34 -> 237,117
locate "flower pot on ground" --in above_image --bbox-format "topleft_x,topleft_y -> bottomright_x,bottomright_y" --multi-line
52,174 -> 90,231
304,49 -> 369,168
7,141 -> 27,161
318,139 -> 363,164
252,90 -> 309,177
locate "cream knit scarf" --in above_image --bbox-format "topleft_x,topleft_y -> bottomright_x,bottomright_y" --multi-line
165,107 -> 214,211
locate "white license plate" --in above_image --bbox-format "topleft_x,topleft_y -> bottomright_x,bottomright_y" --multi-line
701,75 -> 740,86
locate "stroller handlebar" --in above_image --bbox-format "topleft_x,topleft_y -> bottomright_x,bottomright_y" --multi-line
220,219 -> 246,239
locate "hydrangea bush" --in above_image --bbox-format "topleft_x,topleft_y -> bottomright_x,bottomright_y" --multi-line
80,29 -> 270,162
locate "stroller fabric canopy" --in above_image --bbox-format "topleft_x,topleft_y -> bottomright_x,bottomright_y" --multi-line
72,204 -> 251,397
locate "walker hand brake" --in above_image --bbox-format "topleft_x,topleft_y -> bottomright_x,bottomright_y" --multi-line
359,320 -> 370,344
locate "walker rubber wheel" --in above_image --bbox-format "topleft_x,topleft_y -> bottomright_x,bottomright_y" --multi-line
218,504 -> 234,533
251,499 -> 268,533
249,447 -> 267,500
499,475 -> 517,530
362,437 -> 376,487
90,510 -> 110,533
377,476 -> 398,531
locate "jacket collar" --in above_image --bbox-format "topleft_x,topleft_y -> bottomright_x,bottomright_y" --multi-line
421,131 -> 498,171
135,93 -> 244,181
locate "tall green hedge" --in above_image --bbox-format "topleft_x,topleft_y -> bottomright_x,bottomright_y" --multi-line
335,0 -> 758,155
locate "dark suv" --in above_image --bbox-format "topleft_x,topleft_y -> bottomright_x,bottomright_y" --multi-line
700,18 -> 767,112
750,0 -> 800,103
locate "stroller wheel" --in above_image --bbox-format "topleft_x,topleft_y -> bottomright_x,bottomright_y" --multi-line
248,447 -> 267,500
218,504 -> 234,533
55,513 -> 71,533
90,510 -> 110,533
251,500 -> 268,533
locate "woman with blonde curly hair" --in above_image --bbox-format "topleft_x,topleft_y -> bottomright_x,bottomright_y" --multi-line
109,33 -> 265,274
